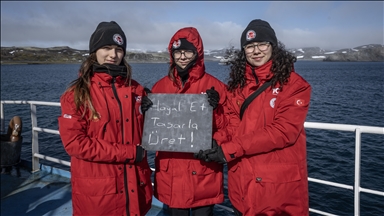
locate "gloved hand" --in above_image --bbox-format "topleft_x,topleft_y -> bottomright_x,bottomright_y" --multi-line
194,139 -> 227,164
194,139 -> 220,160
134,145 -> 145,163
141,87 -> 153,114
206,87 -> 219,110
193,149 -> 207,161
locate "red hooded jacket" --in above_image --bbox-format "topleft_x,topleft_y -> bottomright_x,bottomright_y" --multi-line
222,61 -> 311,215
58,73 -> 152,216
151,27 -> 228,208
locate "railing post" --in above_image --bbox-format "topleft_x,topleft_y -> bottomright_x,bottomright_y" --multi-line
0,102 -> 4,133
354,128 -> 362,215
30,103 -> 40,172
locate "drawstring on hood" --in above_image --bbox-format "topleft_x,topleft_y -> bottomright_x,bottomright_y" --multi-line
245,60 -> 273,85
251,67 -> 259,85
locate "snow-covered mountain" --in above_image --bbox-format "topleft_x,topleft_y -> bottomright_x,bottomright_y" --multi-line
1,44 -> 383,64
202,44 -> 384,62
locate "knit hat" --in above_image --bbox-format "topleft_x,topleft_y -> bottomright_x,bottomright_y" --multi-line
171,38 -> 196,52
240,19 -> 277,48
89,21 -> 127,55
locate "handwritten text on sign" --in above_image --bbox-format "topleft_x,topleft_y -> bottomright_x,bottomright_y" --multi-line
142,94 -> 213,153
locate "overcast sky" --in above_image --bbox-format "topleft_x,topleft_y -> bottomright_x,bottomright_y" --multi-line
1,1 -> 383,52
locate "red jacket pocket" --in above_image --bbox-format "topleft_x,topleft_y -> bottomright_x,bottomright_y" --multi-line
72,176 -> 117,196
252,163 -> 301,183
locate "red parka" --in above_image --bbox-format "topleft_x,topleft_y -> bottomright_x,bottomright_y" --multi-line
58,73 -> 152,216
222,60 -> 311,215
152,27 -> 228,208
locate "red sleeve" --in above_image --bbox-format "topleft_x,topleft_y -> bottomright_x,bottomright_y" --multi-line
58,92 -> 136,163
221,80 -> 311,162
212,90 -> 231,145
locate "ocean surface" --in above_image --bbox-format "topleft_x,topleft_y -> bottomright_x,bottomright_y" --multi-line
1,61 -> 383,215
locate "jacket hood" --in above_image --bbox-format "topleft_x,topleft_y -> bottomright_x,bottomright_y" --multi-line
168,27 -> 205,83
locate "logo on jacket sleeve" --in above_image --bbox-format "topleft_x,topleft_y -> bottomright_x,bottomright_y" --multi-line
272,88 -> 280,95
270,98 -> 276,108
295,98 -> 306,106
63,114 -> 72,119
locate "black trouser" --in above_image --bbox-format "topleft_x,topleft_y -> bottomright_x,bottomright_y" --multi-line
168,205 -> 214,216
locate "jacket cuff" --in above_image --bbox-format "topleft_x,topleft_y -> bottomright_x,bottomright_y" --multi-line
123,145 -> 135,163
220,141 -> 244,163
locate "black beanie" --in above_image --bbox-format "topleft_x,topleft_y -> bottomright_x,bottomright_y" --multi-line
89,21 -> 127,55
171,38 -> 196,52
240,19 -> 277,48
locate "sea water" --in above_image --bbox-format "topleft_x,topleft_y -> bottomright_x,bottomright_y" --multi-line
1,61 -> 383,215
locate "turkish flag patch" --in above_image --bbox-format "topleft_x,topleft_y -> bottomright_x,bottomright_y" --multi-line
294,98 -> 306,106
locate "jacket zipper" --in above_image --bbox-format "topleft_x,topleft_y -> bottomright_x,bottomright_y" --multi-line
111,77 -> 124,143
111,77 -> 130,216
251,67 -> 259,85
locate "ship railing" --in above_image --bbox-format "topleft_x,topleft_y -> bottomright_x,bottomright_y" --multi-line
1,100 -> 383,216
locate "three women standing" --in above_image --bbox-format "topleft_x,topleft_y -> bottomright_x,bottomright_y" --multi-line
59,19 -> 311,216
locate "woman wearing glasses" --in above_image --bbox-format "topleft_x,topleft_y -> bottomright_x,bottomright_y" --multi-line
145,27 -> 229,216
195,19 -> 311,215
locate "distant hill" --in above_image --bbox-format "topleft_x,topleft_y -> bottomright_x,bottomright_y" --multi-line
212,44 -> 384,62
287,44 -> 384,62
0,46 -> 169,64
1,44 -> 383,64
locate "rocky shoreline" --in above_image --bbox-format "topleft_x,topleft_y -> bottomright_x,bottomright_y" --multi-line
1,44 -> 383,65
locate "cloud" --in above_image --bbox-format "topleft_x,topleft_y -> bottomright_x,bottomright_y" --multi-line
1,1 -> 382,51
278,26 -> 383,50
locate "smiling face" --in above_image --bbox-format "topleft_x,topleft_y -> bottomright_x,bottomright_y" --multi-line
244,42 -> 272,67
173,50 -> 196,69
95,45 -> 124,65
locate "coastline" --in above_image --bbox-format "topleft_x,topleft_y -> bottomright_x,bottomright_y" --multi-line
0,60 -> 170,65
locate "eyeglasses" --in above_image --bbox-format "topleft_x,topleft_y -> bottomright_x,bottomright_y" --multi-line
173,50 -> 195,59
243,42 -> 271,54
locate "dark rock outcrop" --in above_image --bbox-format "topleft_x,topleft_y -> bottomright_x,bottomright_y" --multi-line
1,44 -> 383,64
0,46 -> 170,64
126,52 -> 168,63
1,46 -> 89,64
323,44 -> 384,62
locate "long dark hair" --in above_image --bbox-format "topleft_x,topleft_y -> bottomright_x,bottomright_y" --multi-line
167,62 -> 177,84
227,41 -> 296,92
64,53 -> 132,119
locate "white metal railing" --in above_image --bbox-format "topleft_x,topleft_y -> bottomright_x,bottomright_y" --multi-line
1,100 -> 383,215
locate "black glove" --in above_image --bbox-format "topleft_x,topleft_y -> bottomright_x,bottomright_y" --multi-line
141,87 -> 153,114
194,139 -> 217,160
134,145 -> 145,163
205,145 -> 226,164
206,87 -> 219,110
194,149 -> 206,161
194,139 -> 227,164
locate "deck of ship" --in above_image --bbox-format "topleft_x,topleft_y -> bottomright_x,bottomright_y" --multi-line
1,162 -> 166,216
